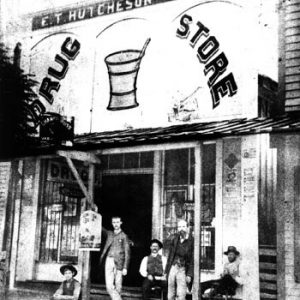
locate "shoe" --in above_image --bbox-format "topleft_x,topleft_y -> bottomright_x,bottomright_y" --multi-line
202,293 -> 210,298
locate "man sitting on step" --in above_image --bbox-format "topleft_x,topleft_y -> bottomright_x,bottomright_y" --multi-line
201,246 -> 243,298
139,239 -> 167,300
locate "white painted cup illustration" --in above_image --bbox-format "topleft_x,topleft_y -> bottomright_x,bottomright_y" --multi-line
105,38 -> 151,111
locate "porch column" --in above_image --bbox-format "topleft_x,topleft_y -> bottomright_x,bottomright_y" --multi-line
152,150 -> 162,238
59,150 -> 100,300
193,143 -> 202,300
81,163 -> 95,300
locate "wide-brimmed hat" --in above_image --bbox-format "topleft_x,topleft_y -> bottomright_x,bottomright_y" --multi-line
224,246 -> 240,256
60,264 -> 78,277
150,239 -> 163,249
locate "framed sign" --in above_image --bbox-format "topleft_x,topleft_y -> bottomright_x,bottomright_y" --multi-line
79,210 -> 102,251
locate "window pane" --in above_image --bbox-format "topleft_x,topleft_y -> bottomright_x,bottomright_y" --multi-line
140,151 -> 154,168
200,144 -> 216,270
109,154 -> 123,169
162,148 -> 195,253
164,149 -> 189,185
124,153 -> 139,168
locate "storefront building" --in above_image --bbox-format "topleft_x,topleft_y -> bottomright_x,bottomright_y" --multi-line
0,0 -> 293,300
1,114 -> 300,300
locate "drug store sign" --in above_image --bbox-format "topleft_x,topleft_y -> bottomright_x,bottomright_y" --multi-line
29,0 -> 258,132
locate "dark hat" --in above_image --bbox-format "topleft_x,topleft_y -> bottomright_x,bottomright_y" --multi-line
150,239 -> 163,249
60,264 -> 78,277
224,246 -> 240,256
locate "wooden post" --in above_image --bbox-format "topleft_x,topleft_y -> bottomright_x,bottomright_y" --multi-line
193,143 -> 202,300
65,157 -> 93,205
152,151 -> 162,238
81,163 -> 95,300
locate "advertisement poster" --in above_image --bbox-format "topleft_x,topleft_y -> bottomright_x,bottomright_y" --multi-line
79,210 -> 102,250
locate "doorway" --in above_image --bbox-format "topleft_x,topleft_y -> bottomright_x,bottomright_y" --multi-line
91,174 -> 153,287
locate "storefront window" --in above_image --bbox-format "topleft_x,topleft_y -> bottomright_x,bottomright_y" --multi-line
162,148 -> 195,248
39,160 -> 84,263
162,145 -> 216,270
201,144 -> 216,270
101,151 -> 154,170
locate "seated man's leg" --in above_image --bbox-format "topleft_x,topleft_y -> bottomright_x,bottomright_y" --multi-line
200,279 -> 220,295
216,275 -> 238,295
142,278 -> 153,300
157,280 -> 168,300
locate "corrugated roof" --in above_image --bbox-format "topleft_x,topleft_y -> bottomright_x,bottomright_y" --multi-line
74,113 -> 300,149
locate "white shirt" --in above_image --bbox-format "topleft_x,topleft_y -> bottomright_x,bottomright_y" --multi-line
139,254 -> 167,279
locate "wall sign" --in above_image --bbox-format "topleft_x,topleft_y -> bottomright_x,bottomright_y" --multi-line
32,0 -> 176,31
176,14 -> 237,109
28,1 -> 258,132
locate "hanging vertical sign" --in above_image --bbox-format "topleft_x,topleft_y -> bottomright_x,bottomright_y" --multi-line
79,210 -> 102,251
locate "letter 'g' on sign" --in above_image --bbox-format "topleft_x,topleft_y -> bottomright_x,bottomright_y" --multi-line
39,37 -> 81,104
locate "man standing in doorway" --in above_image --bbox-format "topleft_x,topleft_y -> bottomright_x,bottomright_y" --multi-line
165,219 -> 194,300
100,216 -> 131,300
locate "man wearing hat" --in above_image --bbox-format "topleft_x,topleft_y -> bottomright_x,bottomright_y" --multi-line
53,264 -> 81,300
139,239 -> 167,300
201,246 -> 243,298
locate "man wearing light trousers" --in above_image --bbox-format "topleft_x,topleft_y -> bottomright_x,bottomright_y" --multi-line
165,219 -> 194,300
100,216 -> 131,300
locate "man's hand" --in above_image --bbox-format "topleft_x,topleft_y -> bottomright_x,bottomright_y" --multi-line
122,269 -> 127,276
147,274 -> 154,281
186,276 -> 192,284
161,274 -> 167,281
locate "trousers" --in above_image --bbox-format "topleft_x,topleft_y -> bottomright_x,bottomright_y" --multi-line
167,265 -> 187,300
201,274 -> 238,296
142,278 -> 167,300
105,256 -> 123,300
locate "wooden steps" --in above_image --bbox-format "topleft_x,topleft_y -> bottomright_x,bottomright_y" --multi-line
259,246 -> 277,300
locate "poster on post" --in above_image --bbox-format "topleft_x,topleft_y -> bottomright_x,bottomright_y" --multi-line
79,210 -> 102,251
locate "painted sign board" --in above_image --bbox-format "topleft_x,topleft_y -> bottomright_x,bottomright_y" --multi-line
79,210 -> 102,250
25,0 -> 258,133
32,0 -> 176,30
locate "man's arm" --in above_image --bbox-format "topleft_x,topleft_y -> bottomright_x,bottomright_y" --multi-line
99,232 -> 111,264
124,233 -> 131,271
165,235 -> 177,275
139,256 -> 148,277
73,281 -> 81,300
53,283 -> 64,298
53,281 -> 81,300
186,238 -> 194,278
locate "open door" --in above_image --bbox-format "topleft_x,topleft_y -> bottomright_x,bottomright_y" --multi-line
91,174 -> 153,287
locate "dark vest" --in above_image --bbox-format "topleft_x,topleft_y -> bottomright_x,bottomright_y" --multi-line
147,254 -> 163,276
62,279 -> 77,296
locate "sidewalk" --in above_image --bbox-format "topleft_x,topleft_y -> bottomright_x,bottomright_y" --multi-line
2,288 -> 121,300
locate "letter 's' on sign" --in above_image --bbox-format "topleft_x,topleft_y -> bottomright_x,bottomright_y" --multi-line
176,14 -> 238,109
